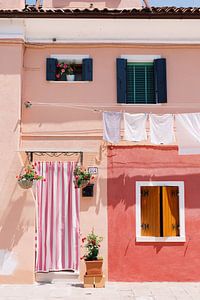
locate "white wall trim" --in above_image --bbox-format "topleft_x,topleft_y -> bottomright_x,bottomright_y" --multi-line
2,18 -> 200,44
50,54 -> 89,64
120,55 -> 161,62
136,181 -> 185,243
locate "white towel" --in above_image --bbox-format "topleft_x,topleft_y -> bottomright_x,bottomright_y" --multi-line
150,114 -> 175,144
103,111 -> 122,144
176,113 -> 200,155
124,113 -> 147,142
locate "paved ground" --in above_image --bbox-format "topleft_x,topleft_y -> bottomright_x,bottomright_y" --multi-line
0,282 -> 200,300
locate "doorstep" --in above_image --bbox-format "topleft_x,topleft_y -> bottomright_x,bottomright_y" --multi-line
35,271 -> 79,284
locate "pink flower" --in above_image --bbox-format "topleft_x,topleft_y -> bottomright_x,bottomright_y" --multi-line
56,74 -> 60,78
64,64 -> 67,68
61,68 -> 65,73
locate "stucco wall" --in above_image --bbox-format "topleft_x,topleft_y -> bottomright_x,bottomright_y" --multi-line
22,44 -> 200,149
108,146 -> 200,281
0,43 -> 35,284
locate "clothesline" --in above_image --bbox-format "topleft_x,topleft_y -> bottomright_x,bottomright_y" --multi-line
24,101 -> 200,113
103,112 -> 200,155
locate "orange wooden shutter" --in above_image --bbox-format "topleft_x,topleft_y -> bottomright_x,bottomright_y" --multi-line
141,186 -> 160,237
162,186 -> 180,237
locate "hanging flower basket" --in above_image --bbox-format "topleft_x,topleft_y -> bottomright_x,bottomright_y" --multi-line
73,166 -> 95,189
18,179 -> 33,189
16,164 -> 44,190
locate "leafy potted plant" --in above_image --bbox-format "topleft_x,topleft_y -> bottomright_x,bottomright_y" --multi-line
73,166 -> 95,188
16,164 -> 44,189
66,64 -> 75,81
55,62 -> 76,81
81,229 -> 103,275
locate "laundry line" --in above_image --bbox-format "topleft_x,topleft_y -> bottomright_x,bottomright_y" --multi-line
24,101 -> 200,114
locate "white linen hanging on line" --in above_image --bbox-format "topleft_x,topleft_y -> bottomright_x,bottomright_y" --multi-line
176,113 -> 200,155
124,113 -> 147,142
150,114 -> 175,144
103,111 -> 122,144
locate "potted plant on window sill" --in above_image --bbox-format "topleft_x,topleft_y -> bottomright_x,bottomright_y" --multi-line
56,62 -> 76,81
66,64 -> 75,81
81,229 -> 103,275
16,164 -> 45,189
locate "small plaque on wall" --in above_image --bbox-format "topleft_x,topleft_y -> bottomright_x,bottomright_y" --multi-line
88,167 -> 98,174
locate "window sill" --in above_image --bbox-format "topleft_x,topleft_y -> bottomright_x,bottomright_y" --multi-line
48,81 -> 90,83
136,236 -> 186,243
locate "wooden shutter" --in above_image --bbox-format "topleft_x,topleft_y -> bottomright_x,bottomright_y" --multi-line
116,58 -> 127,103
46,58 -> 57,81
82,58 -> 93,81
127,63 -> 155,104
154,58 -> 167,103
141,186 -> 160,237
162,186 -> 180,237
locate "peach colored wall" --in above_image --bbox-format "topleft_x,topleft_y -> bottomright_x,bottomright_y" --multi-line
0,0 -> 24,9
0,43 -> 35,284
22,45 -> 200,147
79,151 -> 108,280
43,0 -> 142,9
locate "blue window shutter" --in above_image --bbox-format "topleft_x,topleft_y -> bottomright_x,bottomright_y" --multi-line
46,58 -> 57,81
117,58 -> 127,103
82,58 -> 93,81
154,58 -> 167,103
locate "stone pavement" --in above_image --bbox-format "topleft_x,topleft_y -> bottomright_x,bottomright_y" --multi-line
0,282 -> 200,300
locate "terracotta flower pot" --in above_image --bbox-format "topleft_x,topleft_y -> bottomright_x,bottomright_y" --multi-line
85,259 -> 103,275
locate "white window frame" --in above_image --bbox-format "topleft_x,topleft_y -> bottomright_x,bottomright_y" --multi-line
120,55 -> 162,105
120,55 -> 161,63
51,54 -> 90,64
50,54 -> 90,83
136,181 -> 185,242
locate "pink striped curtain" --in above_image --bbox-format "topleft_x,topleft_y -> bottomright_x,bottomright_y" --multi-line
35,161 -> 80,272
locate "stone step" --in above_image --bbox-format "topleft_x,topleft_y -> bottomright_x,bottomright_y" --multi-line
35,271 -> 80,283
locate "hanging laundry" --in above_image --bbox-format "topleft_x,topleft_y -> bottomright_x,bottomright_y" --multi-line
150,114 -> 175,144
103,111 -> 122,144
124,113 -> 147,142
176,113 -> 200,155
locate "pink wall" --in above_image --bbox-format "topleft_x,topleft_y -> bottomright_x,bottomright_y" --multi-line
108,146 -> 200,281
0,0 -> 24,9
22,45 -> 200,144
0,43 -> 35,284
43,0 -> 142,9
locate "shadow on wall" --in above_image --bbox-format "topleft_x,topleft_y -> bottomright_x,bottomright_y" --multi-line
0,192 -> 29,251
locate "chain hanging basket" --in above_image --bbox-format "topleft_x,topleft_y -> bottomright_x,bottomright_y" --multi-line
18,179 -> 33,189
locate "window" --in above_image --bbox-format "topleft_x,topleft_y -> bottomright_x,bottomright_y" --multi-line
46,55 -> 93,82
117,56 -> 167,104
127,62 -> 155,104
136,182 -> 185,242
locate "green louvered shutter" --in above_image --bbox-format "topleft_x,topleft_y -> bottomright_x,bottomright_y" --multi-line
127,62 -> 156,104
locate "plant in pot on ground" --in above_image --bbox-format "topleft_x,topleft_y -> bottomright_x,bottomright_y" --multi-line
81,229 -> 103,275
